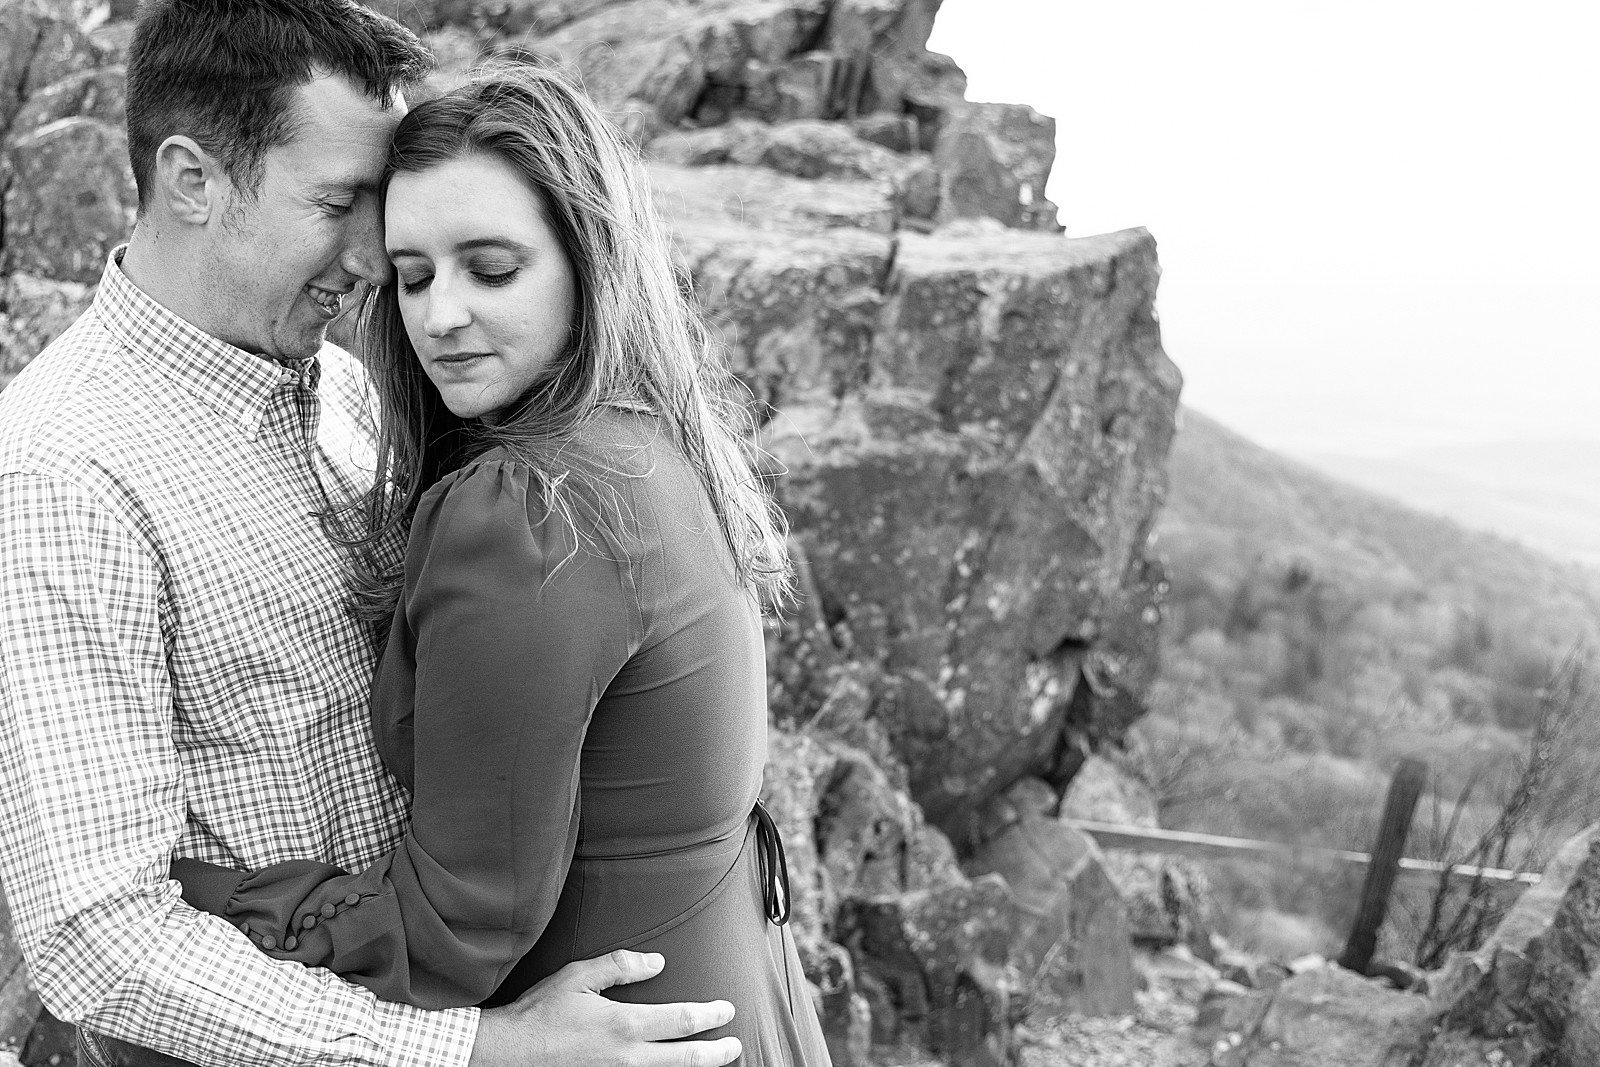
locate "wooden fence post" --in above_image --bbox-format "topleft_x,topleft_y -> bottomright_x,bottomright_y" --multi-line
1338,757 -> 1428,975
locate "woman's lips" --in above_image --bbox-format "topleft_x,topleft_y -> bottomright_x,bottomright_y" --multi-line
431,352 -> 492,373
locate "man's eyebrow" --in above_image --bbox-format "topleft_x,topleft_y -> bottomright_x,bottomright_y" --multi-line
387,238 -> 535,259
308,176 -> 377,196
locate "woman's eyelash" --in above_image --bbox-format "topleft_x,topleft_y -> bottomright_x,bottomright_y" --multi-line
393,268 -> 520,295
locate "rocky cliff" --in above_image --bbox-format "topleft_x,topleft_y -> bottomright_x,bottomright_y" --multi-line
0,2 -> 1183,1063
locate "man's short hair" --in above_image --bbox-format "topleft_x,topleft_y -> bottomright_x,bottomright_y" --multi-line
125,0 -> 433,209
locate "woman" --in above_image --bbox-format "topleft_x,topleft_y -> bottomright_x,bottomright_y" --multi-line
171,64 -> 830,1064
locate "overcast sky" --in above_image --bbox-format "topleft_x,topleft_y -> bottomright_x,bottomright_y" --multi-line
927,0 -> 1600,459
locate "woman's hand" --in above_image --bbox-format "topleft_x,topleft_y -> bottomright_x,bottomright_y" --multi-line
469,950 -> 741,1067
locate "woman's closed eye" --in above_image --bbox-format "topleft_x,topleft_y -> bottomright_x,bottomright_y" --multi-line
396,270 -> 433,295
393,266 -> 520,295
473,267 -> 520,287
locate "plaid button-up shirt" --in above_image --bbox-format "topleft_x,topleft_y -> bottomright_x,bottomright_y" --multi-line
0,252 -> 477,1065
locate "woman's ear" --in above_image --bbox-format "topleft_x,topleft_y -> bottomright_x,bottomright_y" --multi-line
151,135 -> 219,225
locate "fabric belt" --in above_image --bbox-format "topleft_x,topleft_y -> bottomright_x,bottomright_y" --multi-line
752,800 -> 791,926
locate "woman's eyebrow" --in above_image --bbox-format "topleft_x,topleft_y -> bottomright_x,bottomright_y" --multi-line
387,238 -> 535,260
455,237 -> 534,255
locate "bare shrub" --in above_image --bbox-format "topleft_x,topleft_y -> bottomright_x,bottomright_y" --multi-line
1403,651 -> 1600,969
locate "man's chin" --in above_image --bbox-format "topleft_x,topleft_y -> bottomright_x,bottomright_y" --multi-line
275,328 -> 330,364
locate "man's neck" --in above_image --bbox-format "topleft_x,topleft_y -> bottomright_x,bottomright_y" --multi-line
120,223 -> 212,337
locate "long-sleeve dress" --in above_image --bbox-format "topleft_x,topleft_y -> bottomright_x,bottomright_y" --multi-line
172,409 -> 831,1065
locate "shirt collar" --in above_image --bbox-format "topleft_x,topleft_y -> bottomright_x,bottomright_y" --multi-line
93,246 -> 320,437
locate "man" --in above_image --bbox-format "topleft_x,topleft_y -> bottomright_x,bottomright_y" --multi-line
0,2 -> 739,1065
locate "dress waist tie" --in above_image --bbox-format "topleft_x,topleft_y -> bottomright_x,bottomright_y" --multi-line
753,800 -> 791,926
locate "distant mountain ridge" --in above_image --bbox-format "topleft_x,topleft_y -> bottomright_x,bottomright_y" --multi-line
1297,438 -> 1600,571
1159,407 -> 1600,637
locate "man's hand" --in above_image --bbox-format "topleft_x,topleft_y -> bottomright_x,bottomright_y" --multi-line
467,950 -> 741,1067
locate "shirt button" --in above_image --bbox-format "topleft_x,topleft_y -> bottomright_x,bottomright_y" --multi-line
301,914 -> 317,929
344,894 -> 360,906
321,903 -> 337,918
284,935 -> 298,951
261,935 -> 277,950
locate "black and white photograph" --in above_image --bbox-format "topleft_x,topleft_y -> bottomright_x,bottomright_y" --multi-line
0,1 -> 1596,1065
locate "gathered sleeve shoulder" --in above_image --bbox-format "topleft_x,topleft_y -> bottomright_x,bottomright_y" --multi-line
172,459 -> 641,1008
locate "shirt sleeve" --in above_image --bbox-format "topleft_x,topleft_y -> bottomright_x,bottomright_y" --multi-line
170,460 -> 640,1008
0,472 -> 479,1067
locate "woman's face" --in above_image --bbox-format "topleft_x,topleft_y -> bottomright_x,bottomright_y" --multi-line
385,152 -> 578,420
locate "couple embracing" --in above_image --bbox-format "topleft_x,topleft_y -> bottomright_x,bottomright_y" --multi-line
0,1 -> 830,1065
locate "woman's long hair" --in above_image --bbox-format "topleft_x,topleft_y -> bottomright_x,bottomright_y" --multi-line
337,62 -> 792,622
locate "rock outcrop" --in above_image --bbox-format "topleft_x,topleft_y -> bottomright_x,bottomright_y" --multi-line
1427,825 -> 1600,1065
0,1 -> 1185,1063
0,0 -> 130,387
1201,824 -> 1600,1067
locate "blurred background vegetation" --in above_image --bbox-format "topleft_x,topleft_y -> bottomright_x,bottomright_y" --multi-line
1126,406 -> 1600,964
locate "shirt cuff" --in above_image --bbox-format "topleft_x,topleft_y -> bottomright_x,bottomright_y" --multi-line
374,1001 -> 480,1067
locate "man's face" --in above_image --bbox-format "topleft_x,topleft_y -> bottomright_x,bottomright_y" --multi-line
199,73 -> 403,363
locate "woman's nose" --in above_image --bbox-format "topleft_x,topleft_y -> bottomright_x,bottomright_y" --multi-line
423,279 -> 471,338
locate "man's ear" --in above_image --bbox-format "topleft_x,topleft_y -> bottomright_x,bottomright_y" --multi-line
152,136 -> 222,225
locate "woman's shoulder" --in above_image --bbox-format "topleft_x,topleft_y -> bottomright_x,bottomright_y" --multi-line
411,409 -> 684,555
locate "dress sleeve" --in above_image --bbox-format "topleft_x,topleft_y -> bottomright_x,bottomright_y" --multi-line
171,461 -> 640,1008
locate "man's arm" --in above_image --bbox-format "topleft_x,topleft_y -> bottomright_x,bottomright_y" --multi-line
0,471 -> 740,1067
0,470 -> 480,1067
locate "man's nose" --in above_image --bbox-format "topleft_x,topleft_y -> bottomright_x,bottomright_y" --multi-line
340,198 -> 391,287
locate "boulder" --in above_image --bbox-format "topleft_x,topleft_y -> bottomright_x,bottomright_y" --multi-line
528,0 -> 832,138
759,226 -> 1180,844
671,215 -> 893,413
743,51 -> 837,123
396,0 -> 963,136
651,119 -> 907,183
850,113 -> 920,154
649,161 -> 897,235
1415,1032 -> 1540,1067
757,120 -> 906,182
898,49 -> 968,150
0,0 -> 99,140
763,723 -> 1007,1063
892,158 -> 941,224
0,273 -> 96,389
801,937 -> 873,1067
1218,964 -> 1435,1067
1193,979 -> 1271,1062
7,65 -> 127,138
1,117 -> 138,284
932,101 -> 1061,231
1433,826 -> 1600,1063
820,0 -> 944,116
966,816 -> 1138,1019
1059,755 -> 1216,955
850,877 -> 1024,1066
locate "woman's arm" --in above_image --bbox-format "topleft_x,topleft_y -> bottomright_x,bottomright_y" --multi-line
172,461 -> 638,1008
